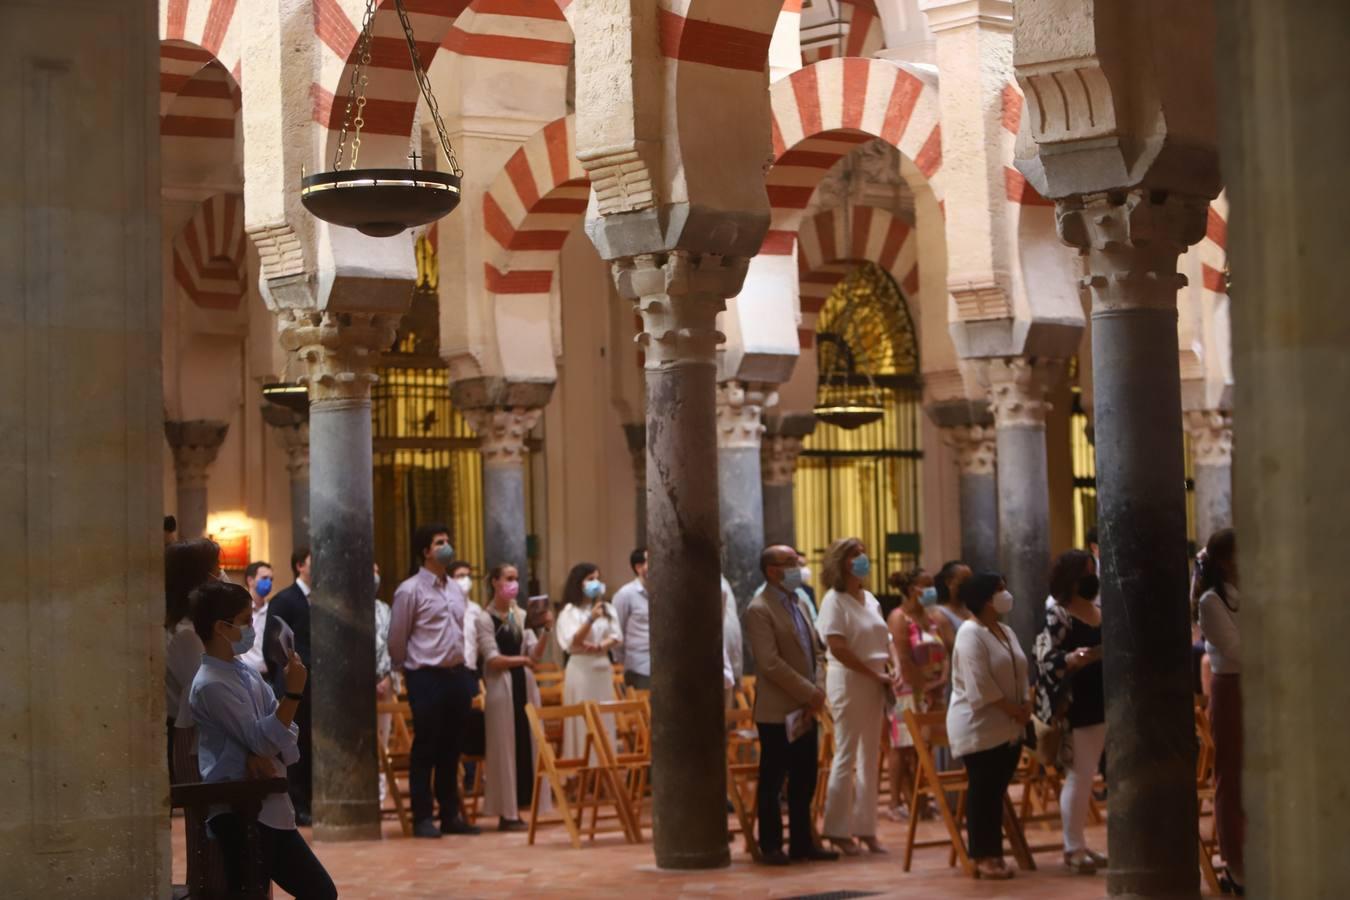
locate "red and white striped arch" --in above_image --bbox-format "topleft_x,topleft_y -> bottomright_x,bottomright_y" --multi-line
999,82 -> 1053,208
796,206 -> 918,349
1196,196 -> 1229,297
799,0 -> 884,65
160,46 -> 240,141
766,58 -> 942,257
481,115 -> 589,300
658,1 -> 781,73
160,0 -> 243,78
173,193 -> 249,311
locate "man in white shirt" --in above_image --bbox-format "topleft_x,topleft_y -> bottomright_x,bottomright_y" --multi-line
240,561 -> 274,674
721,575 -> 744,686
612,548 -> 651,690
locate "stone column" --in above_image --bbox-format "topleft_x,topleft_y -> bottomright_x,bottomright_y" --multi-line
1060,189 -> 1209,897
262,403 -> 310,548
1184,409 -> 1233,547
946,424 -> 999,573
614,251 -> 744,870
622,423 -> 647,547
716,381 -> 774,610
280,308 -> 396,841
461,406 -> 544,578
985,358 -> 1056,653
761,413 -> 816,549
164,420 -> 229,539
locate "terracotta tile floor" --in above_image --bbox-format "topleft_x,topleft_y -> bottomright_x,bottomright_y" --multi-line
172,810 -> 1126,899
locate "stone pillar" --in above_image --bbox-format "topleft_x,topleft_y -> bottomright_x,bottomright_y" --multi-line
280,309 -> 396,841
262,404 -> 310,548
1060,189 -> 1209,897
716,381 -> 774,610
614,251 -> 743,870
622,423 -> 647,547
985,358 -> 1056,653
1184,409 -> 1233,547
164,420 -> 230,540
761,413 -> 816,549
946,424 -> 999,573
461,406 -> 544,578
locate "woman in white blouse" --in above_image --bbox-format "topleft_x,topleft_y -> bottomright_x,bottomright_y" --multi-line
555,563 -> 622,761
815,537 -> 903,856
946,572 -> 1031,881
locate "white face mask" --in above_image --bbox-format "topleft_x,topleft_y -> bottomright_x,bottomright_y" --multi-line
455,575 -> 473,594
992,590 -> 1015,615
799,565 -> 812,584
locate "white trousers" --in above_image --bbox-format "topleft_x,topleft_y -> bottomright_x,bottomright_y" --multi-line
823,664 -> 886,839
1059,722 -> 1106,853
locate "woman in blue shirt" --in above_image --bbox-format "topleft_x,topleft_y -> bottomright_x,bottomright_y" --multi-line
188,581 -> 337,899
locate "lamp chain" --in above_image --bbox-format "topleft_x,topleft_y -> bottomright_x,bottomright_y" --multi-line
333,0 -> 378,171
394,0 -> 463,176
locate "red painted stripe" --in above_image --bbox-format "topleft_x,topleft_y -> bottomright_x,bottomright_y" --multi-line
880,67 -> 924,145
161,44 -> 214,63
368,36 -> 441,71
509,230 -> 569,252
782,0 -> 803,12
165,0 -> 188,40
182,221 -> 207,270
791,65 -> 822,138
160,73 -> 191,95
798,327 -> 814,350
770,114 -> 785,158
1001,83 -> 1022,135
472,0 -> 566,20
776,149 -> 842,168
485,263 -> 552,294
403,0 -> 470,14
761,230 -> 796,255
878,217 -> 909,272
766,185 -> 815,209
901,265 -> 919,297
543,117 -> 572,188
915,124 -> 942,178
850,205 -> 872,259
313,0 -> 358,61
846,8 -> 877,57
802,295 -> 827,314
1004,166 -> 1053,206
202,0 -> 238,55
175,76 -> 236,100
311,83 -> 335,129
1206,206 -> 1227,249
841,58 -> 870,130
657,9 -> 772,73
800,271 -> 841,285
814,131 -> 873,145
483,193 -> 515,249
310,82 -> 417,135
1202,263 -> 1226,293
161,115 -> 235,138
818,214 -> 837,263
534,196 -> 588,214
505,150 -> 539,209
442,26 -> 571,65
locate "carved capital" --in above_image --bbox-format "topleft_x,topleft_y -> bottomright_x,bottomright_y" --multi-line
945,424 -> 997,476
1058,189 -> 1211,313
262,404 -> 310,481
462,407 -> 543,467
1185,409 -> 1233,468
613,252 -> 748,369
717,381 -> 777,451
165,420 -> 230,489
278,309 -> 399,406
984,357 -> 1059,428
762,434 -> 805,486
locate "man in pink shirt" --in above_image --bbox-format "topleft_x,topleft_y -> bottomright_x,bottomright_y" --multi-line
389,523 -> 481,839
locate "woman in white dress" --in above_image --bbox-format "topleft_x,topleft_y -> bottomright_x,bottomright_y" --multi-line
816,537 -> 903,856
555,563 -> 621,761
479,564 -> 549,831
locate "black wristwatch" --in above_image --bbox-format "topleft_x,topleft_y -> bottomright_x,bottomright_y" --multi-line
284,691 -> 304,701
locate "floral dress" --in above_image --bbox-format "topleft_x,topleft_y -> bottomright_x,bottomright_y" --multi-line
889,611 -> 948,748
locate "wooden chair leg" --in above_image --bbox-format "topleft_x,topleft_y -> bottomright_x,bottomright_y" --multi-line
902,781 -> 923,872
527,771 -> 544,846
1002,794 -> 1036,872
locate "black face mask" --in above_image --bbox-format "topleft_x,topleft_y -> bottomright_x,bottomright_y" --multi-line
1078,574 -> 1101,600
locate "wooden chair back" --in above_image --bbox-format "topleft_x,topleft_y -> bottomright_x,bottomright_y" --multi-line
586,699 -> 651,840
171,777 -> 289,900
725,707 -> 761,861
524,703 -> 636,847
377,699 -> 414,836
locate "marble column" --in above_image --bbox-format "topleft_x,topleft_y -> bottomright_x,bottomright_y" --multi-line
462,406 -> 544,578
164,420 -> 230,540
262,403 -> 310,548
1060,189 -> 1209,896
985,358 -> 1056,653
280,309 -> 396,841
614,251 -> 743,870
1184,410 -> 1233,547
622,423 -> 647,547
717,381 -> 774,611
946,424 -> 999,573
761,413 -> 816,549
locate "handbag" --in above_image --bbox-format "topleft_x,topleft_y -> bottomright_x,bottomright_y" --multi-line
1028,715 -> 1067,766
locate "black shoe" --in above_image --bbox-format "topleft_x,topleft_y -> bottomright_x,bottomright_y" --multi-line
295,811 -> 312,827
441,817 -> 482,835
758,850 -> 791,867
413,819 -> 442,839
497,818 -> 528,833
791,846 -> 841,862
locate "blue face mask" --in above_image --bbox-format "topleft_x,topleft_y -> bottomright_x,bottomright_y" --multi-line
256,576 -> 273,598
851,554 -> 871,578
919,586 -> 938,607
782,566 -> 804,591
433,543 -> 456,567
583,579 -> 606,601
228,623 -> 255,656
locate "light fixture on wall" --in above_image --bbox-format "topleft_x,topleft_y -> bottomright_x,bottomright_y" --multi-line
301,0 -> 463,237
262,381 -> 309,414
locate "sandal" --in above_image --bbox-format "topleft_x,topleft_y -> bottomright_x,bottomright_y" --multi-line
827,837 -> 861,857
1064,850 -> 1098,875
859,835 -> 887,854
974,858 -> 1013,880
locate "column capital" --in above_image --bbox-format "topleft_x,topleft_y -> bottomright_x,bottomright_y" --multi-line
716,381 -> 777,450
1057,189 -> 1212,313
164,420 -> 229,489
613,251 -> 749,369
278,309 -> 399,406
1184,409 -> 1233,468
983,357 -> 1060,428
945,424 -> 997,476
461,406 -> 544,467
262,404 -> 310,481
761,434 -> 805,486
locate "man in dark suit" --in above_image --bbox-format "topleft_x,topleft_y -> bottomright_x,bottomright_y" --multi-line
265,547 -> 313,824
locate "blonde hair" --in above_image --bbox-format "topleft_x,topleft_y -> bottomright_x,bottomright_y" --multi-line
821,537 -> 865,592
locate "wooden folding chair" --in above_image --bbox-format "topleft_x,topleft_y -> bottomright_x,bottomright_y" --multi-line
524,703 -> 636,848
458,690 -> 488,824
734,676 -> 756,711
1195,701 -> 1223,894
586,700 -> 650,841
810,705 -> 835,831
377,698 -> 414,837
901,709 -> 1035,875
725,707 -> 762,861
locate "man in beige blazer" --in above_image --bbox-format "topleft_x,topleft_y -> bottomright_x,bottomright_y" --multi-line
743,544 -> 838,866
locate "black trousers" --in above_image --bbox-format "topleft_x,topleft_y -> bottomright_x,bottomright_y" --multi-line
959,741 -> 1021,859
622,671 -> 651,691
756,721 -> 818,857
289,688 -> 312,816
210,814 -> 337,900
405,665 -> 477,826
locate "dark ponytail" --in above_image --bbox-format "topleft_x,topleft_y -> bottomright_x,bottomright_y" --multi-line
1195,528 -> 1237,611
